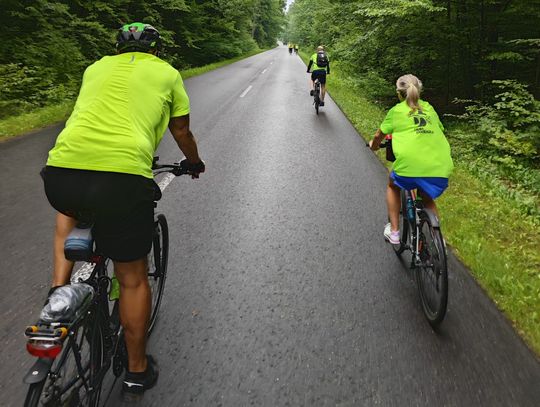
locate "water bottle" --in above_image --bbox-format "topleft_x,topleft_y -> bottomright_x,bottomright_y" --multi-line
109,277 -> 120,301
40,284 -> 95,323
406,197 -> 415,221
64,224 -> 93,261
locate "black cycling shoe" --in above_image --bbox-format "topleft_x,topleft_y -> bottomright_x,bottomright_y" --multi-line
122,355 -> 159,402
310,90 -> 314,96
320,101 -> 325,107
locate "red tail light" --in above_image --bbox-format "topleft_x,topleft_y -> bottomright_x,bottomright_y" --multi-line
26,339 -> 63,358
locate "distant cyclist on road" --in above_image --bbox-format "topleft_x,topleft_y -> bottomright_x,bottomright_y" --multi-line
294,44 -> 299,54
369,74 -> 453,244
288,42 -> 294,55
307,45 -> 330,106
41,22 -> 205,400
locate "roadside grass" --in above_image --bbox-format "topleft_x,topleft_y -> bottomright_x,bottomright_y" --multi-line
0,101 -> 74,141
0,48 -> 272,140
300,51 -> 540,353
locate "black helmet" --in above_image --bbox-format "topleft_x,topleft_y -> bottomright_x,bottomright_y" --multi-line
116,22 -> 162,54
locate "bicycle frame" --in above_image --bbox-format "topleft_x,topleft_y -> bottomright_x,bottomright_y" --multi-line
402,189 -> 442,268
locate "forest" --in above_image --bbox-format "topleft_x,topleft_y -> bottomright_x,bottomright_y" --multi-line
284,0 -> 540,199
0,0 -> 285,119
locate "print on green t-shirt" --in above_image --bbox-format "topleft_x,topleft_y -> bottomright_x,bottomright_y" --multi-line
379,100 -> 453,178
47,52 -> 190,179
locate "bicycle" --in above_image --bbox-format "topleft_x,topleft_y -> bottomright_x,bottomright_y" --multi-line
311,77 -> 321,115
22,158 -> 187,406
369,141 -> 448,326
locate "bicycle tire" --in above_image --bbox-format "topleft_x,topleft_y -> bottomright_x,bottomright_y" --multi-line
147,214 -> 169,335
415,211 -> 448,326
24,311 -> 104,407
392,190 -> 409,255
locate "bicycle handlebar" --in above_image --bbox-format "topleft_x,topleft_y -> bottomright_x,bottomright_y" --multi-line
152,157 -> 189,176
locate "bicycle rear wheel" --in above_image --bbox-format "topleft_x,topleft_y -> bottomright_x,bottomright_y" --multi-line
24,312 -> 104,407
415,210 -> 448,326
147,213 -> 169,335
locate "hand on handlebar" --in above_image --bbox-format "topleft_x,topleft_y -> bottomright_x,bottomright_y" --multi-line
178,159 -> 205,179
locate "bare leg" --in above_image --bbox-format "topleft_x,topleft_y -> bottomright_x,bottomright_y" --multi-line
321,84 -> 326,101
387,179 -> 401,232
115,258 -> 151,373
53,213 -> 76,287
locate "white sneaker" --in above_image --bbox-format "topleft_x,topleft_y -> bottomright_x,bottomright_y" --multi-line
384,223 -> 400,245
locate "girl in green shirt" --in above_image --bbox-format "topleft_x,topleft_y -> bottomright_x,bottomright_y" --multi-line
369,74 -> 453,244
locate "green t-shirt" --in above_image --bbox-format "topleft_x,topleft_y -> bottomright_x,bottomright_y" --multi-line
379,100 -> 453,178
47,52 -> 190,179
310,53 -> 328,71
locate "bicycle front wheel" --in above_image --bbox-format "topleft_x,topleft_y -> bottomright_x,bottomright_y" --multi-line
147,214 -> 169,335
415,211 -> 448,326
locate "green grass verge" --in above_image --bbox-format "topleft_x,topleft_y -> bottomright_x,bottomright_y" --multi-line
0,48 -> 272,140
0,101 -> 74,141
300,51 -> 540,353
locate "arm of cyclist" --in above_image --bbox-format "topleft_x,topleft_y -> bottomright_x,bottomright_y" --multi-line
307,60 -> 313,73
168,115 -> 205,178
369,128 -> 385,151
326,61 -> 330,75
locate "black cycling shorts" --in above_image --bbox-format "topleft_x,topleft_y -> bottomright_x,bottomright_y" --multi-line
42,166 -> 155,262
311,70 -> 327,85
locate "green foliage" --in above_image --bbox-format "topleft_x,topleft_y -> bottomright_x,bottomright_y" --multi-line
456,80 -> 540,159
447,80 -> 540,210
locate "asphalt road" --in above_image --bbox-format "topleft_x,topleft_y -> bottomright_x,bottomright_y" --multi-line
0,46 -> 539,406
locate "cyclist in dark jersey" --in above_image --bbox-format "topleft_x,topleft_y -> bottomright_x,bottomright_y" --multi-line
42,23 -> 205,400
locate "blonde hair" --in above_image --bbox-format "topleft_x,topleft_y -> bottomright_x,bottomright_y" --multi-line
396,74 -> 423,112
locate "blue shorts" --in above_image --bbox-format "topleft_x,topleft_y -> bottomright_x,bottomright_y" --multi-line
390,172 -> 448,199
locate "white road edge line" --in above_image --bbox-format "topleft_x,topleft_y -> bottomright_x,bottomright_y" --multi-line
158,155 -> 186,192
158,173 -> 176,192
261,69 -> 267,74
240,85 -> 253,98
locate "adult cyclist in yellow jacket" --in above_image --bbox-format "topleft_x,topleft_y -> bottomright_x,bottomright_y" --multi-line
42,23 -> 205,401
369,74 -> 453,244
307,46 -> 330,106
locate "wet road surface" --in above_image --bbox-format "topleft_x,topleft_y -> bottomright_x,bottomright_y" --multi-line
0,47 -> 539,406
